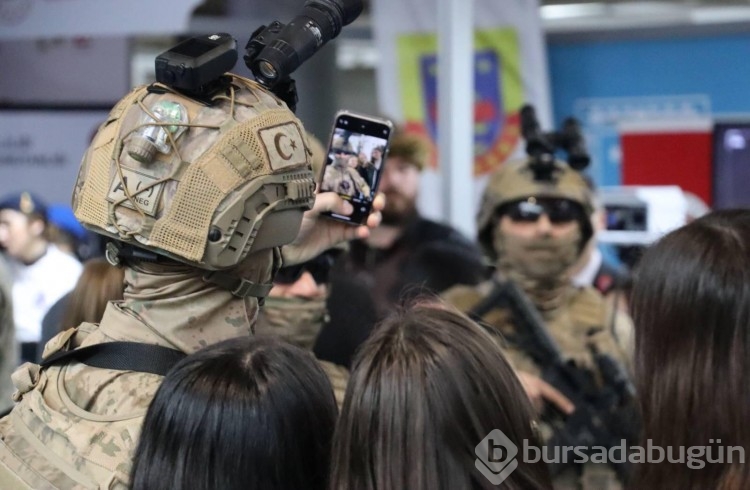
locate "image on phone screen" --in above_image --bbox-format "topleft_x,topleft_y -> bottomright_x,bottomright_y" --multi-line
319,114 -> 392,224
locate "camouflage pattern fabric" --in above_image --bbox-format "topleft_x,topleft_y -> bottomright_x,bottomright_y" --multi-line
320,159 -> 371,198
0,261 -> 269,489
318,360 -> 349,410
255,295 -> 328,350
73,75 -> 315,271
442,280 -> 628,490
256,295 -> 349,408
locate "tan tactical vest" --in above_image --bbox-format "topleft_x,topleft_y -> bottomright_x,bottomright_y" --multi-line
318,360 -> 349,409
0,328 -> 348,489
0,259 -> 266,489
442,280 -> 628,376
0,323 -> 151,489
442,280 -> 629,490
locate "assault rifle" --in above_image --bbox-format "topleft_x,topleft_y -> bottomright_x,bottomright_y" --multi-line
468,278 -> 640,481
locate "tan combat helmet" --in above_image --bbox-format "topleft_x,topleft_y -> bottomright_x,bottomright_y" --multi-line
476,158 -> 594,261
305,133 -> 328,183
73,74 -> 316,279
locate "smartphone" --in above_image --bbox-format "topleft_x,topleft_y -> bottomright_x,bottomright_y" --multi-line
319,111 -> 393,225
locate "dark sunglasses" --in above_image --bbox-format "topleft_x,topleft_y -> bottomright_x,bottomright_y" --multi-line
500,198 -> 582,224
273,249 -> 340,285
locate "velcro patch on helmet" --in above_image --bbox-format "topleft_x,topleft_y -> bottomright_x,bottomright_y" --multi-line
258,122 -> 308,171
106,167 -> 166,217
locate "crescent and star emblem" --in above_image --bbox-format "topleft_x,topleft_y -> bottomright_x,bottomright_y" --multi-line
274,133 -> 298,161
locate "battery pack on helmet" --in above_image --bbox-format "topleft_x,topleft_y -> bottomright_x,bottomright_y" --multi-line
126,100 -> 188,164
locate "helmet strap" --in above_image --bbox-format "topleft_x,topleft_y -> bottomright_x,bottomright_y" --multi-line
202,270 -> 273,300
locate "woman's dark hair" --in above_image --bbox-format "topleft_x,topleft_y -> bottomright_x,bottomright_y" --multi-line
330,302 -> 552,490
630,209 -> 750,489
130,336 -> 338,490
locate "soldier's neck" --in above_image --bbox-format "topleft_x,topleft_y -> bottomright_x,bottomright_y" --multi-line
498,268 -> 573,320
106,262 -> 255,353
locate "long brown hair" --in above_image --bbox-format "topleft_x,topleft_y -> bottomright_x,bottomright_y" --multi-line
330,302 -> 552,490
61,257 -> 124,329
630,209 -> 750,489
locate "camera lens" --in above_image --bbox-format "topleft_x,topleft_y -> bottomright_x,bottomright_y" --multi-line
248,0 -> 363,88
257,61 -> 278,80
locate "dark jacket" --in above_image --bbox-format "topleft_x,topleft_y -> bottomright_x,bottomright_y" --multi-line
314,215 -> 487,367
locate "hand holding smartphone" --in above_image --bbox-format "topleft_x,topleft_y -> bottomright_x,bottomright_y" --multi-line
318,111 -> 393,225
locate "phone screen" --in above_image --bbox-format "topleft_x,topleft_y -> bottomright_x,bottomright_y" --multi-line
319,112 -> 392,224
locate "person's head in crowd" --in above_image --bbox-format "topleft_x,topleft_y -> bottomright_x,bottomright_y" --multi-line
61,257 -> 124,330
330,302 -> 552,490
331,150 -> 352,169
331,133 -> 351,153
631,209 -> 750,490
46,204 -> 89,260
378,128 -> 429,226
0,191 -> 50,264
476,158 -> 593,313
358,151 -> 369,166
255,248 -> 340,349
130,336 -> 338,490
371,145 -> 384,166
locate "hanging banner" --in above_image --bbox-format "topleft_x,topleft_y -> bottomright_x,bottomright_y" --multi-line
372,0 -> 551,177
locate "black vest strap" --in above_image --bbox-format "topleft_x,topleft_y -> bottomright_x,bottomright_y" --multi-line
0,343 -> 186,419
40,341 -> 186,376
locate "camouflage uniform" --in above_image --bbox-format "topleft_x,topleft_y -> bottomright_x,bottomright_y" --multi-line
442,158 -> 634,490
0,255 -> 17,413
0,74 -> 316,489
321,156 -> 371,198
255,295 -> 349,408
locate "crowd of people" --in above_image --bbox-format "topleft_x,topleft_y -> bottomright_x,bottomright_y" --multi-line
0,68 -> 745,490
